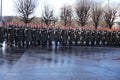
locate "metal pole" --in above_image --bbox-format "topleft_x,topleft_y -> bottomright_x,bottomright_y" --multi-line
0,0 -> 2,22
108,0 -> 109,9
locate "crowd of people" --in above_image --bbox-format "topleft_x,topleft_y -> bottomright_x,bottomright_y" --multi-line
0,25 -> 120,47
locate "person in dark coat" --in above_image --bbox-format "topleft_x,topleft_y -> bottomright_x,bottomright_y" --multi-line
3,26 -> 8,41
35,29 -> 41,45
48,28 -> 54,46
116,31 -> 119,46
0,26 -> 5,46
80,29 -> 84,45
41,28 -> 48,46
55,29 -> 61,46
18,28 -> 25,46
75,29 -> 81,45
112,31 -> 117,46
31,28 -> 36,45
14,28 -> 19,45
117,31 -> 120,46
95,30 -> 100,46
101,31 -> 106,46
25,28 -> 32,46
105,31 -> 109,46
8,27 -> 15,46
39,28 -> 42,45
87,30 -> 90,46
68,29 -> 75,45
91,30 -> 96,46
61,29 -> 68,46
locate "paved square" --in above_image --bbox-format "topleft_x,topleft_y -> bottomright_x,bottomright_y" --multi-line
0,46 -> 120,80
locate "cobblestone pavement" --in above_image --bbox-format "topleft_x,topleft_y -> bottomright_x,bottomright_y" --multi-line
0,45 -> 120,80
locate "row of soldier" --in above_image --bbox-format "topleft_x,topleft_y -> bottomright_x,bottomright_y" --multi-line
0,25 -> 120,47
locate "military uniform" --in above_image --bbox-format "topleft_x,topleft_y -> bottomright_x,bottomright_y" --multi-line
85,30 -> 90,46
8,28 -> 15,46
117,31 -> 120,46
41,28 -> 48,46
112,31 -> 117,46
25,28 -> 32,46
35,29 -> 41,45
48,28 -> 54,46
18,28 -> 25,46
55,29 -> 61,46
68,29 -> 75,45
61,29 -> 68,46
75,29 -> 81,45
80,29 -> 85,45
14,28 -> 19,45
31,28 -> 36,45
91,30 -> 95,46
0,27 -> 5,46
95,30 -> 101,46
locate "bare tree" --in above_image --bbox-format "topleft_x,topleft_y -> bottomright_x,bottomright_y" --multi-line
91,3 -> 102,29
76,0 -> 91,26
104,8 -> 117,29
15,0 -> 37,24
60,5 -> 73,26
67,6 -> 73,26
41,5 -> 54,26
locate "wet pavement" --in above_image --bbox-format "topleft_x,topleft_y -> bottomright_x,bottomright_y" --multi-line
0,45 -> 120,80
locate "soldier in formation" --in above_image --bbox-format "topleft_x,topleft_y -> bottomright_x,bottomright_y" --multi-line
0,26 -> 5,46
0,24 -> 120,47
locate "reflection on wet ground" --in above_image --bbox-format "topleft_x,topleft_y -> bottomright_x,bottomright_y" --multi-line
0,45 -> 120,80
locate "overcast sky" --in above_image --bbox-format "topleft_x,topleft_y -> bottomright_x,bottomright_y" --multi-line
1,0 -> 120,17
